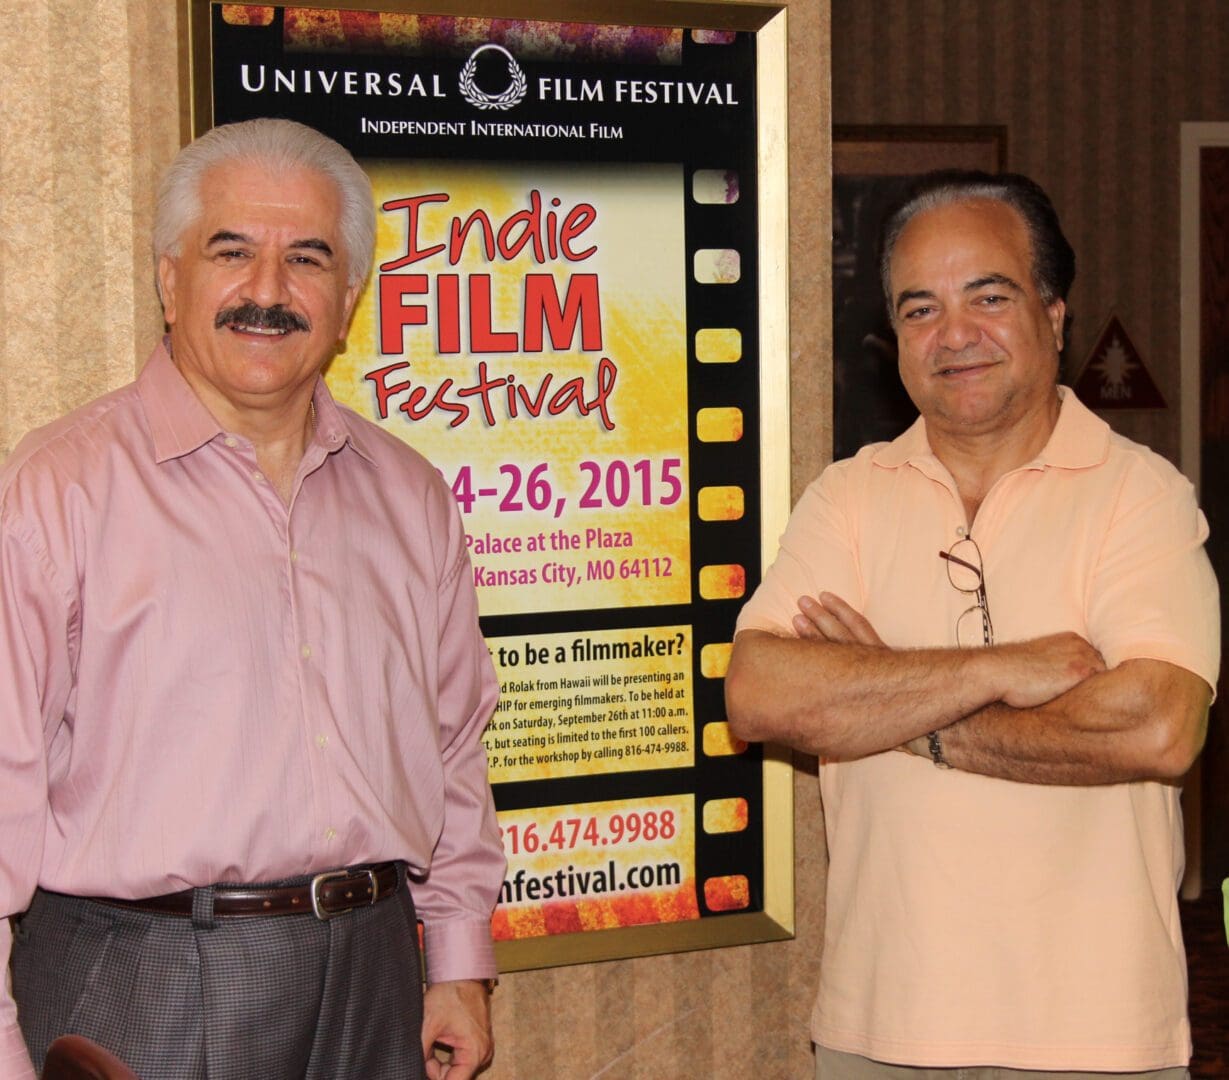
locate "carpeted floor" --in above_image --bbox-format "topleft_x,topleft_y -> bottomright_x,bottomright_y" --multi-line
1183,890 -> 1228,1077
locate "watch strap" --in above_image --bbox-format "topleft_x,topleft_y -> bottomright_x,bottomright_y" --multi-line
926,730 -> 952,769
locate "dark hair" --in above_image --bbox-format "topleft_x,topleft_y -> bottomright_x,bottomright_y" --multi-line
877,170 -> 1076,317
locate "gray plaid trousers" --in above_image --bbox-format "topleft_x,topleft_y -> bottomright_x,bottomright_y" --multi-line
11,869 -> 426,1079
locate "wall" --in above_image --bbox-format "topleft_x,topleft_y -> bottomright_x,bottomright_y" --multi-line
0,2 -> 832,1077
831,0 -> 1229,465
0,0 -> 179,457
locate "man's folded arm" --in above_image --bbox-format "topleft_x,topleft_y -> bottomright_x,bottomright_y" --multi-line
725,596 -> 1103,761
733,588 -> 1209,786
926,466 -> 1219,786
726,629 -> 999,759
930,658 -> 1212,785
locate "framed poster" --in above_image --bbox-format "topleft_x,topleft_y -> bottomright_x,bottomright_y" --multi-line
186,0 -> 791,970
1179,122 -> 1229,898
832,125 -> 1006,460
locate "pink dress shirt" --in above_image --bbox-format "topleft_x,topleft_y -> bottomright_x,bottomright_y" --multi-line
0,344 -> 504,1077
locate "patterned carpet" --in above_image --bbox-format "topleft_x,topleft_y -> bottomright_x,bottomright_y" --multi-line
1183,890 -> 1229,1077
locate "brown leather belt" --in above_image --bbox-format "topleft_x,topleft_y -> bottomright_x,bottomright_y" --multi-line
89,862 -> 399,921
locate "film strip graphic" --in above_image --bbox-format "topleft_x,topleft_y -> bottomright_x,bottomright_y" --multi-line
208,5 -> 770,951
687,149 -> 764,923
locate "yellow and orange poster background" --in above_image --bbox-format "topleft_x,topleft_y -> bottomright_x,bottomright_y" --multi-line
493,794 -> 698,940
331,160 -> 691,616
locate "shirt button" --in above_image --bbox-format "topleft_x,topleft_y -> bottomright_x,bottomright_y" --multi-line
253,471 -> 266,483
316,734 -> 328,749
300,644 -> 312,659
324,827 -> 337,841
224,437 -> 238,449
956,526 -> 967,538
290,550 -> 299,563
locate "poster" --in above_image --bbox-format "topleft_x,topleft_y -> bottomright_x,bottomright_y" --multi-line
193,0 -> 791,968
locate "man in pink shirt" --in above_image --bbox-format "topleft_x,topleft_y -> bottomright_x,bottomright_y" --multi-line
727,172 -> 1218,1078
0,119 -> 504,1079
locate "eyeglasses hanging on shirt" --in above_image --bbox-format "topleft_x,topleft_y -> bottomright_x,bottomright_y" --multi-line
939,537 -> 994,648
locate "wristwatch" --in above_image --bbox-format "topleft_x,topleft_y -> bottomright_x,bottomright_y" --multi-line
926,730 -> 952,769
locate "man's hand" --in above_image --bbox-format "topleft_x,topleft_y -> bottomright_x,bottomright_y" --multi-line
421,980 -> 494,1080
793,594 -> 1103,709
792,592 -> 886,647
992,633 -> 1106,708
898,633 -> 1104,760
796,594 -> 1104,712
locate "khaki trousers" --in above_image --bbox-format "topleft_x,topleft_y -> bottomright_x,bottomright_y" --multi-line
816,1047 -> 1189,1080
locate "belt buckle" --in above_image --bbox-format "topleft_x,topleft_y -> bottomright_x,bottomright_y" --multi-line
310,868 -> 379,921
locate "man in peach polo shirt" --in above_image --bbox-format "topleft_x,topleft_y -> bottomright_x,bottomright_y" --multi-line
727,171 -> 1218,1079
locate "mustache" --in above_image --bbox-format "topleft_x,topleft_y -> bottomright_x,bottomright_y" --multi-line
932,345 -> 1001,368
214,302 -> 310,333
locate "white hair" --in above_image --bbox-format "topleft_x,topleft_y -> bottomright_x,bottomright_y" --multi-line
153,118 -> 375,290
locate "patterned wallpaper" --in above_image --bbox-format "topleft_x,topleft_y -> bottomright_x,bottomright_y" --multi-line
0,0 -> 180,457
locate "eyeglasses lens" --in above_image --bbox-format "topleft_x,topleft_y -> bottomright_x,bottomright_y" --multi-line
945,539 -> 982,593
956,605 -> 992,648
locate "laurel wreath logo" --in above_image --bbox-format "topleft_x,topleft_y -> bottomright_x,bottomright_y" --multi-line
458,44 -> 527,111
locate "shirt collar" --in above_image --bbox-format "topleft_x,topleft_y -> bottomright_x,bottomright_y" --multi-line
138,337 -> 379,467
138,339 -> 223,463
871,386 -> 1110,472
1035,386 -> 1111,468
311,381 -> 379,466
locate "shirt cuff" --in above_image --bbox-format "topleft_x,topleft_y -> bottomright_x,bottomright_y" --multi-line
0,1022 -> 35,1080
422,918 -> 498,985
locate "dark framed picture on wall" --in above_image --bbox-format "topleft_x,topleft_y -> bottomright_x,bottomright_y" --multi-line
832,125 -> 1007,460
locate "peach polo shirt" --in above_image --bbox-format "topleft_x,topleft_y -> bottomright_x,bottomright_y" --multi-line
736,388 -> 1219,1071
